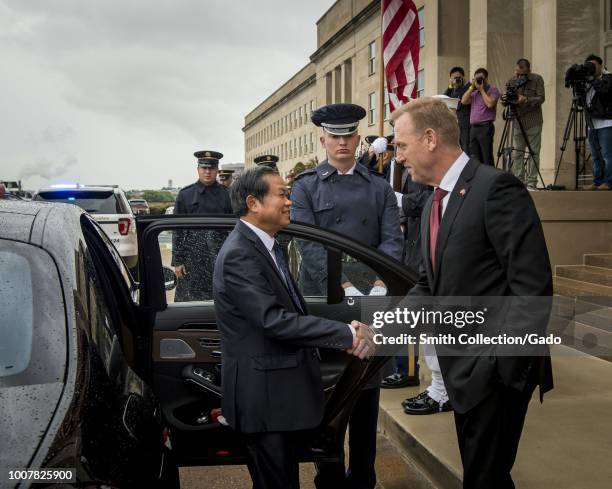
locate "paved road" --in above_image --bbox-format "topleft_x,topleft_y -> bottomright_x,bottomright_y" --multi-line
180,433 -> 437,489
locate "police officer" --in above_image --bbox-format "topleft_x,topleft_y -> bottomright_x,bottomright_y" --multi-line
171,150 -> 233,302
254,154 -> 280,172
217,169 -> 234,188
290,103 -> 403,489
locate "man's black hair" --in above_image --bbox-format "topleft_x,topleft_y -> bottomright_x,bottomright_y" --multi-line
474,67 -> 488,78
230,166 -> 277,217
516,58 -> 531,70
585,54 -> 603,65
450,66 -> 465,77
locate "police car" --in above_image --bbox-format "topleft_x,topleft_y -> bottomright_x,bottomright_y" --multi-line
34,184 -> 138,269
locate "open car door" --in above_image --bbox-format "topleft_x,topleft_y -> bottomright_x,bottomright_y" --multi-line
136,215 -> 417,467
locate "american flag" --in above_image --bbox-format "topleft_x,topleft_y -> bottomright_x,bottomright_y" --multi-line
383,0 -> 420,112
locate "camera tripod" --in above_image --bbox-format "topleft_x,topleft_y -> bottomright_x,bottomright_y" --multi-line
552,87 -> 599,189
496,103 -> 546,188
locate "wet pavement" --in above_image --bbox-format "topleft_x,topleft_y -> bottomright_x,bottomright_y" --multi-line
180,433 -> 437,489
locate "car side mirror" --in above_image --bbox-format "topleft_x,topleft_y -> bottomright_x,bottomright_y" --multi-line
162,266 -> 177,291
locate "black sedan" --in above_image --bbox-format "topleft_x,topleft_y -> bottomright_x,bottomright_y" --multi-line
0,201 -> 415,488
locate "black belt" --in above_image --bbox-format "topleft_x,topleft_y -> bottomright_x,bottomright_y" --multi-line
471,121 -> 494,127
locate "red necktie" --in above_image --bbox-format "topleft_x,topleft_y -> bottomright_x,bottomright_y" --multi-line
429,187 -> 448,269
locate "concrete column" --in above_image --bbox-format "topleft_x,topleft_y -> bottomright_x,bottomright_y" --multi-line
552,0 -> 600,188
532,0 -> 557,185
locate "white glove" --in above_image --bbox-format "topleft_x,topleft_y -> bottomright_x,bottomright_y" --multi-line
395,191 -> 403,208
369,285 -> 388,296
371,137 -> 388,155
344,286 -> 364,297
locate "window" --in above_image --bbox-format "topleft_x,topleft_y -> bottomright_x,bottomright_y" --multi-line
310,100 -> 315,113
418,8 -> 425,48
35,190 -> 129,214
334,65 -> 342,104
368,92 -> 376,125
0,240 -> 66,385
299,106 -> 303,126
310,133 -> 314,153
368,41 -> 376,75
417,70 -> 425,98
344,58 -> 352,103
325,72 -> 333,104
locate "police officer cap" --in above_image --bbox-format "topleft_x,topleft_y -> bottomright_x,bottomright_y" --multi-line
194,150 -> 223,167
218,169 -> 234,181
254,155 -> 279,167
311,103 -> 366,135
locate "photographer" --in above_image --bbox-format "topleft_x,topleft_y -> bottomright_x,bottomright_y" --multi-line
584,54 -> 612,190
505,58 -> 545,189
444,66 -> 471,152
461,67 -> 500,165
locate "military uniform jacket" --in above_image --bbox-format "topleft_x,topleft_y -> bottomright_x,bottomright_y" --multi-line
290,160 -> 403,295
171,181 -> 233,301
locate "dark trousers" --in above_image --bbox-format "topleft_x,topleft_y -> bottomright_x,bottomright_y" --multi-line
459,125 -> 471,154
454,382 -> 534,489
469,122 -> 495,166
315,387 -> 380,489
243,431 -> 302,489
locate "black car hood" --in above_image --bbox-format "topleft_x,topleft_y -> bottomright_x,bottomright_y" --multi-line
0,382 -> 64,469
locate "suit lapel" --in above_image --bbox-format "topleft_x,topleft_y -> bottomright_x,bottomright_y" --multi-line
432,159 -> 479,291
236,221 -> 305,313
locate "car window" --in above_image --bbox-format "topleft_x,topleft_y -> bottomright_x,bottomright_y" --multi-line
0,240 -> 66,386
35,190 -> 128,214
81,214 -> 134,293
160,228 -> 230,303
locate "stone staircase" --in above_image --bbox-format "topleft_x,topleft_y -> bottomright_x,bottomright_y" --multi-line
551,253 -> 612,360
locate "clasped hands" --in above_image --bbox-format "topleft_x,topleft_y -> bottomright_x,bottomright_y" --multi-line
346,320 -> 376,360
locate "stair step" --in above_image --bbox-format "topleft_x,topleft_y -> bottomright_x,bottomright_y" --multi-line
556,265 -> 612,287
584,253 -> 612,269
553,276 -> 612,299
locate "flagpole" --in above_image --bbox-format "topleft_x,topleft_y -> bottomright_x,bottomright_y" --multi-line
377,0 -> 385,173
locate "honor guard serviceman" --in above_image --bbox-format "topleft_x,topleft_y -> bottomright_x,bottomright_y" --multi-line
290,103 -> 403,489
218,169 -> 234,188
171,150 -> 233,302
254,154 -> 280,172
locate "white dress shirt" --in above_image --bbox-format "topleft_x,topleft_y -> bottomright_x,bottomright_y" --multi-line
437,152 -> 470,217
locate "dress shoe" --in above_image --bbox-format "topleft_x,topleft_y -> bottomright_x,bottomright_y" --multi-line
582,184 -> 600,190
402,391 -> 453,415
381,373 -> 420,389
598,183 -> 611,190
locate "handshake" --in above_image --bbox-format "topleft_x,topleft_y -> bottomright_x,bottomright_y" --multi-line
346,320 -> 376,360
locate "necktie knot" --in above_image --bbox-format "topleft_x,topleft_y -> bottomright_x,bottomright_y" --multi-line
433,187 -> 448,202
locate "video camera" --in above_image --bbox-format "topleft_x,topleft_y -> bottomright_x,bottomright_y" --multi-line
502,75 -> 529,105
565,62 -> 596,88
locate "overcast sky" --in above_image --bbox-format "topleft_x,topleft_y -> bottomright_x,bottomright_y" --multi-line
0,0 -> 333,190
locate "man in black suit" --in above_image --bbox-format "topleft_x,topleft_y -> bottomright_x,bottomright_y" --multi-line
392,97 -> 553,488
213,166 -> 375,489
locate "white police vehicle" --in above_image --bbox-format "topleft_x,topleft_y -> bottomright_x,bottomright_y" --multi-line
34,184 -> 138,269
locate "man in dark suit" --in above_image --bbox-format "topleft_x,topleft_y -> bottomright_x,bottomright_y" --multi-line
213,166 -> 375,489
392,97 -> 553,488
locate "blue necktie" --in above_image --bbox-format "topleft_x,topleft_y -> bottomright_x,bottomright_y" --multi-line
273,241 -> 305,315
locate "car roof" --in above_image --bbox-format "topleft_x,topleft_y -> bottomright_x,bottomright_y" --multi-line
0,200 -> 84,248
37,185 -> 121,191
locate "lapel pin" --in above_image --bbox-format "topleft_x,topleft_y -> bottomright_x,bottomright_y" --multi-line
459,188 -> 467,197
322,171 -> 329,176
